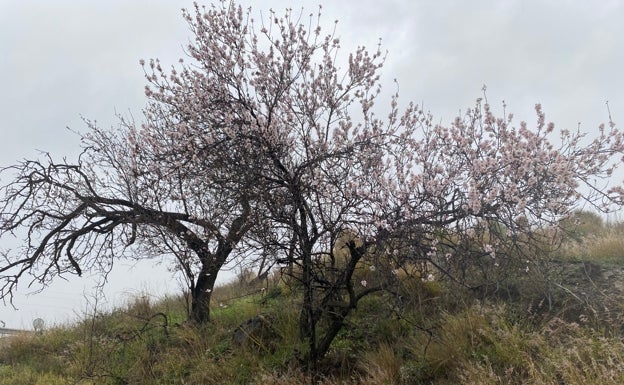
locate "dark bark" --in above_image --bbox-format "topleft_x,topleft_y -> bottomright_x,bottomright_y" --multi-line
190,268 -> 218,323
189,200 -> 251,323
297,237 -> 389,366
299,245 -> 318,363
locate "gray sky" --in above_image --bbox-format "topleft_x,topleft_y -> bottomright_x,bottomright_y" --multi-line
1,0 -> 623,328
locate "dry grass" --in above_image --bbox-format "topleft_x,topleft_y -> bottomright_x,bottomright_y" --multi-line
4,292 -> 624,385
4,217 -> 624,384
358,343 -> 402,384
456,316 -> 624,385
557,212 -> 624,265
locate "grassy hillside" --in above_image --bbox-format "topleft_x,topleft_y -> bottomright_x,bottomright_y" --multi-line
3,216 -> 624,384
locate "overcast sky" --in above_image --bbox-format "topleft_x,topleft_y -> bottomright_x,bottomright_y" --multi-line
1,0 -> 623,329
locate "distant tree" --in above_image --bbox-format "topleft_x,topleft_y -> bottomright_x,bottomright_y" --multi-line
2,0 -> 624,371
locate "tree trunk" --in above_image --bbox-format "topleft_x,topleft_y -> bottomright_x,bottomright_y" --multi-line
299,251 -> 317,360
188,240 -> 238,323
316,314 -> 347,360
190,269 -> 218,323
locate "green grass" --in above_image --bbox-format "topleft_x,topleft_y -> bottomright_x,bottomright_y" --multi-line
4,221 -> 624,384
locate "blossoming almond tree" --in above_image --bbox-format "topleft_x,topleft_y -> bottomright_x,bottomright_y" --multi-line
139,1 -> 624,365
1,0 -> 624,369
148,2 -> 404,364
